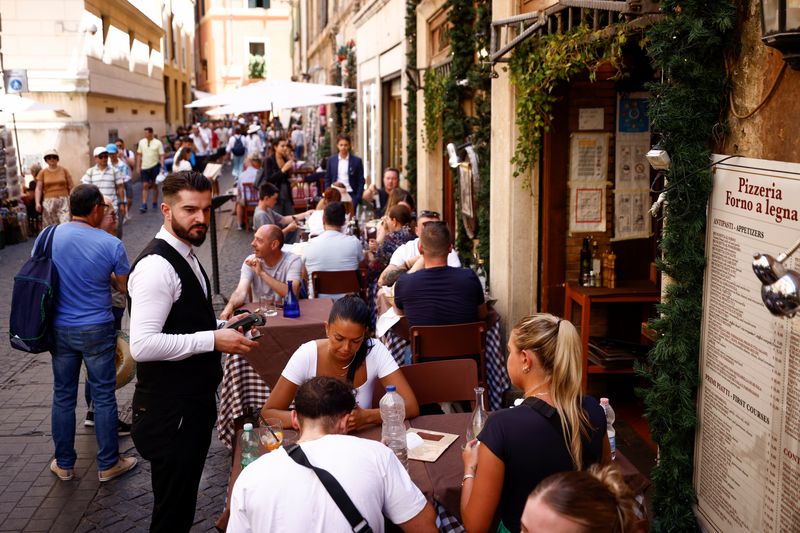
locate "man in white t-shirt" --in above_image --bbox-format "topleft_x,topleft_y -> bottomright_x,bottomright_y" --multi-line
219,224 -> 302,320
304,201 -> 363,279
228,376 -> 437,533
378,210 -> 460,286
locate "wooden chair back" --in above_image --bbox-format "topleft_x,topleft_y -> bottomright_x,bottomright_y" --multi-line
372,360 -> 480,407
409,321 -> 487,384
311,270 -> 366,300
241,183 -> 260,229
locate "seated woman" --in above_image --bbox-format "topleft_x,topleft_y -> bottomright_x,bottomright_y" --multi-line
261,295 -> 419,432
520,464 -> 642,533
460,314 -> 611,533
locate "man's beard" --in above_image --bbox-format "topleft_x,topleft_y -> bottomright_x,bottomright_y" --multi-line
172,219 -> 208,246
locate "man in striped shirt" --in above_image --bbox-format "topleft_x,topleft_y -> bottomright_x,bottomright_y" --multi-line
82,146 -> 125,237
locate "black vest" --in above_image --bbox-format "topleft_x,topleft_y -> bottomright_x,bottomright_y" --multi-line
129,238 -> 222,397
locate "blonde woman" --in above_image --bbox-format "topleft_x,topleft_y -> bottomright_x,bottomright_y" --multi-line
460,314 -> 611,533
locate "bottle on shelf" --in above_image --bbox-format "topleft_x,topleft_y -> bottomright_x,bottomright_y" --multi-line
579,237 -> 591,286
283,280 -> 300,318
600,397 -> 616,460
240,423 -> 260,468
379,385 -> 408,469
591,238 -> 601,287
475,259 -> 489,295
467,386 -> 488,441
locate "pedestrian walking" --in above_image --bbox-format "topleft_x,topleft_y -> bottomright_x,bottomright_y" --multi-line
115,139 -> 136,217
128,171 -> 258,532
44,184 -> 137,483
81,147 -> 125,238
107,143 -> 131,227
34,149 -> 73,226
135,127 -> 165,213
226,126 -> 247,181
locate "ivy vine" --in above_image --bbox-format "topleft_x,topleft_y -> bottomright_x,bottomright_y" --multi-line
405,0 -> 420,195
508,23 -> 628,186
334,40 -> 357,138
421,68 -> 445,151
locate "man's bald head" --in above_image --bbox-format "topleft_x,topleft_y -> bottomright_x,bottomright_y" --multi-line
260,224 -> 284,247
252,224 -> 285,260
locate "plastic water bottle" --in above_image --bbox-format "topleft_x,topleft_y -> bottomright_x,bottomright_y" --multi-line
283,280 -> 300,318
240,423 -> 260,469
600,398 -> 616,460
379,385 -> 408,469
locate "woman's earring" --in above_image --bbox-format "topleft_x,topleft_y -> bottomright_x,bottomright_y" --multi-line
522,367 -> 531,374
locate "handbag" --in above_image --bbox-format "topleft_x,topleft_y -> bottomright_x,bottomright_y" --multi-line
286,444 -> 373,533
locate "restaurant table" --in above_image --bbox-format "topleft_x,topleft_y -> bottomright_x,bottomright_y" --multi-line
217,298 -> 334,449
216,412 -> 650,532
376,289 -> 510,411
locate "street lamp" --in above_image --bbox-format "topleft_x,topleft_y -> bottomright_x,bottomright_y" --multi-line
761,0 -> 800,69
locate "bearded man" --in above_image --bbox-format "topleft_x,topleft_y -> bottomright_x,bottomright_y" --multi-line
128,171 -> 258,532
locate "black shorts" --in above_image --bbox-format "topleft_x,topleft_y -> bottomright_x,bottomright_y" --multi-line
141,165 -> 160,183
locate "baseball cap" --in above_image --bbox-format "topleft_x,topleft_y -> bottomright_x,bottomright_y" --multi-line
43,148 -> 58,158
105,143 -> 118,154
93,146 -> 108,157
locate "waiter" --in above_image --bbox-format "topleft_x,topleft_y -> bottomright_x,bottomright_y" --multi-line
128,171 -> 258,532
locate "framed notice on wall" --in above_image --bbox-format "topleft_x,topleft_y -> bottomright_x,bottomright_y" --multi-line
568,133 -> 609,233
694,155 -> 800,532
614,92 -> 651,240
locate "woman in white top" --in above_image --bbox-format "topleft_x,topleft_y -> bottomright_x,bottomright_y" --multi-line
262,295 -> 419,432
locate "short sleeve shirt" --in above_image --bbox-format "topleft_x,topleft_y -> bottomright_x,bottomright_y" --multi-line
137,138 -> 164,169
388,238 -> 461,268
80,165 -> 123,208
240,252 -> 302,302
45,222 -> 130,327
393,266 -> 484,327
478,397 -> 606,533
282,340 -> 398,408
253,207 -> 282,230
303,230 -> 364,275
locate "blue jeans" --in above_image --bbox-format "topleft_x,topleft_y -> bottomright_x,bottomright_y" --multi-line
232,154 -> 244,178
52,321 -> 118,471
84,307 -> 124,409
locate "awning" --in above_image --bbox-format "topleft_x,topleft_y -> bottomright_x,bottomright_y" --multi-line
186,80 -> 354,109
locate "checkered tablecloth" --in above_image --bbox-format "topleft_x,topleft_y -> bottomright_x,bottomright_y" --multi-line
218,353 -> 271,450
381,320 -> 509,411
435,499 -> 465,532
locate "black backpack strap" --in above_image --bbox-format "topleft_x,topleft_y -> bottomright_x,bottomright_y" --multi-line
520,396 -> 598,469
286,444 -> 373,533
37,225 -> 57,259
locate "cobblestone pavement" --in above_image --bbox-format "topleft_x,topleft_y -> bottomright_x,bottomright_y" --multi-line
0,166 -> 250,532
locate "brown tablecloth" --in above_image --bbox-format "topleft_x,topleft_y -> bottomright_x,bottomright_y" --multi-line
216,298 -> 333,449
217,412 -> 649,531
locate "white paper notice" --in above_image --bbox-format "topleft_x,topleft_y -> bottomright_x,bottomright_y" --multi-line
579,107 -> 605,130
694,155 -> 800,533
569,133 -> 609,182
614,93 -> 651,240
569,183 -> 605,234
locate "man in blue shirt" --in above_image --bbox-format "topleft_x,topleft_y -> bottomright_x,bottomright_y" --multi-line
44,184 -> 137,483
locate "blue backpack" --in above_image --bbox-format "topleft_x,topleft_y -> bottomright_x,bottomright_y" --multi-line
9,225 -> 60,353
231,135 -> 246,157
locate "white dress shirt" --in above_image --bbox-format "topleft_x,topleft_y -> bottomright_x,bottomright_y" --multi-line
336,154 -> 351,191
129,227 -> 216,362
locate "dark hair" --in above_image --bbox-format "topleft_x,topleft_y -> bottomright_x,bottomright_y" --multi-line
328,295 -> 373,383
319,156 -> 328,171
528,464 -> 638,533
384,167 -> 400,179
162,170 -> 212,201
115,138 -> 124,145
294,376 -> 357,430
70,184 -> 104,217
259,182 -> 279,200
323,201 -> 346,227
336,134 -> 351,144
144,127 -> 154,133
388,204 -> 412,226
420,221 -> 451,258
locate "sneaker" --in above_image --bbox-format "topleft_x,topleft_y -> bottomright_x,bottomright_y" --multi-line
152,202 -> 158,209
50,459 -> 73,481
139,203 -> 147,214
98,456 -> 138,482
237,224 -> 244,231
117,419 -> 131,437
84,410 -> 95,427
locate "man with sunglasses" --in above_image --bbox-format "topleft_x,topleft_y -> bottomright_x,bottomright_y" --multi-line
81,147 -> 125,238
378,210 -> 461,286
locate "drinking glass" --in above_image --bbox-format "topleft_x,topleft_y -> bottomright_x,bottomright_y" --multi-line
264,296 -> 279,317
257,418 -> 284,453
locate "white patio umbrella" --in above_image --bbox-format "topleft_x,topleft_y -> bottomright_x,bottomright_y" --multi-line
204,93 -> 346,116
0,94 -> 70,117
185,80 -> 354,109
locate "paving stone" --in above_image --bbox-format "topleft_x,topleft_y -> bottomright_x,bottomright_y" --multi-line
21,518 -> 51,532
0,517 -> 30,531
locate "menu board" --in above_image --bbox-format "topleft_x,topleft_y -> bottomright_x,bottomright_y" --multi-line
694,155 -> 800,532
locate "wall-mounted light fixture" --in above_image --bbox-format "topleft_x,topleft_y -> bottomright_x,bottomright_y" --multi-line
753,237 -> 800,317
761,0 -> 800,69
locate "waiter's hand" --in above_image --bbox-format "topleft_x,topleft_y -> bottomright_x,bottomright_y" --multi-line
214,328 -> 258,354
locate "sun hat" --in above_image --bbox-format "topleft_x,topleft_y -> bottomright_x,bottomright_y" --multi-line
43,148 -> 58,158
93,146 -> 109,157
247,124 -> 260,134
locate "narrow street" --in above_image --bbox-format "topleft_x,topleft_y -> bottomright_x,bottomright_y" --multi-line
0,168 -> 247,532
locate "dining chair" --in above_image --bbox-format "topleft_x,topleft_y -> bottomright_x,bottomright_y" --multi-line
372,360 -> 480,408
240,183 -> 260,230
311,270 -> 366,300
409,321 -> 487,385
